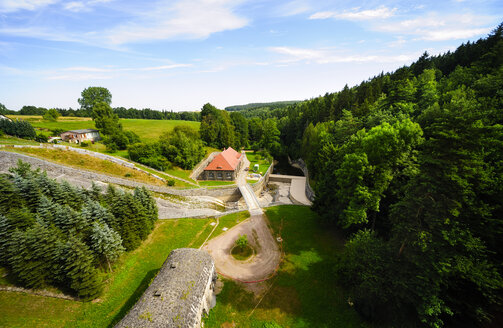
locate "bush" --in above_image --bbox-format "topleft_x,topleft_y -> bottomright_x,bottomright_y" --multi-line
51,128 -> 66,136
35,133 -> 48,143
167,179 -> 175,187
106,142 -> 118,153
80,141 -> 89,147
0,119 -> 36,139
235,234 -> 248,249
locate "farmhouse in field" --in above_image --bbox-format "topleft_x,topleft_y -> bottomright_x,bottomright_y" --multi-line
200,147 -> 243,181
115,248 -> 217,328
60,129 -> 101,143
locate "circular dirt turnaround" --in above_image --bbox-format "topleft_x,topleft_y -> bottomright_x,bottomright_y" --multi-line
203,213 -> 281,282
231,244 -> 254,261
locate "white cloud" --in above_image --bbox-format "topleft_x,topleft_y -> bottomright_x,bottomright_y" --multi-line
62,63 -> 192,73
104,0 -> 249,45
277,0 -> 311,17
269,46 -> 414,64
375,13 -> 494,41
63,0 -> 114,12
0,0 -> 58,13
310,6 -> 397,21
64,1 -> 87,12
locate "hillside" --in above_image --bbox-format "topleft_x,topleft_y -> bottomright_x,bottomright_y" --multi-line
225,100 -> 300,112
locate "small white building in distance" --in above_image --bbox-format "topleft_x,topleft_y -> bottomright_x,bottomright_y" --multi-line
60,129 -> 101,143
0,114 -> 12,121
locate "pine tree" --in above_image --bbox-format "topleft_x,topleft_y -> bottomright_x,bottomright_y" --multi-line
133,187 -> 158,230
90,221 -> 124,271
89,182 -> 102,202
81,200 -> 117,231
60,180 -> 82,210
10,224 -> 61,289
0,215 -> 12,265
36,195 -> 56,225
62,235 -> 102,300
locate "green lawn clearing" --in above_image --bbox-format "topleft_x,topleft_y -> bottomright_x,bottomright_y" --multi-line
7,115 -> 200,142
246,151 -> 272,176
0,218 -> 214,328
204,205 -> 370,328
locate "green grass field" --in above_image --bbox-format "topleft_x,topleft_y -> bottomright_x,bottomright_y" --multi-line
7,115 -> 200,142
204,205 -> 369,328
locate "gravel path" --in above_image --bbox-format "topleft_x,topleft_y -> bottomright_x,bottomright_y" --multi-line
203,213 -> 281,281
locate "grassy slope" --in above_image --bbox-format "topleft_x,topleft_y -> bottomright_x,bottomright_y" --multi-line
204,205 -> 369,328
7,115 -> 200,142
4,147 -> 166,187
0,218 -> 214,328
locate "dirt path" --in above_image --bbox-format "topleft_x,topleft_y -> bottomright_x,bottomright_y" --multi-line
203,213 -> 281,281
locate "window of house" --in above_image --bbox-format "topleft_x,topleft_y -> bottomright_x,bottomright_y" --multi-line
217,172 -> 223,178
226,172 -> 232,178
209,172 -> 214,179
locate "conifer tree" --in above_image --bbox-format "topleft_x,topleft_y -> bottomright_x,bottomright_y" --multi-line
90,221 -> 124,271
8,224 -> 61,289
0,175 -> 23,213
0,215 -> 12,265
81,200 -> 117,231
63,235 -> 102,300
89,182 -> 102,201
36,195 -> 55,225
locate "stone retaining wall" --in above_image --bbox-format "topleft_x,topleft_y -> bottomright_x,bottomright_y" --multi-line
190,151 -> 219,180
250,163 -> 273,196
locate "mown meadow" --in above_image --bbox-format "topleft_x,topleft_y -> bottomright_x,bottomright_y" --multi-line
6,115 -> 200,142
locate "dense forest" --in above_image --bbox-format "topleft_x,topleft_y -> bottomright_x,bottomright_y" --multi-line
0,103 -> 200,122
0,161 -> 158,300
237,24 -> 503,327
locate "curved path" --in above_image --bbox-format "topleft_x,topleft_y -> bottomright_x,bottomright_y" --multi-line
203,152 -> 282,282
203,213 -> 281,281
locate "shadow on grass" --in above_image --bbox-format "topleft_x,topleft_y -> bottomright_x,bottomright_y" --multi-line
107,268 -> 159,328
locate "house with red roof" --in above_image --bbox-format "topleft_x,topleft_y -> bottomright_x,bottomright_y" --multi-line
200,147 -> 243,181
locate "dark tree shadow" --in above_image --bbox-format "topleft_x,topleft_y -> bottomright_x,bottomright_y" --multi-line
107,268 -> 159,328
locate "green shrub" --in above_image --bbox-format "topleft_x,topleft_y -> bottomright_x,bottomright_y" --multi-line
35,133 -> 48,143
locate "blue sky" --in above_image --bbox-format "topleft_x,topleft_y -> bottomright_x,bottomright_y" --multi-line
0,0 -> 501,111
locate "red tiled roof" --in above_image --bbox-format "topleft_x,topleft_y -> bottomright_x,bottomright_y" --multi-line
204,147 -> 242,171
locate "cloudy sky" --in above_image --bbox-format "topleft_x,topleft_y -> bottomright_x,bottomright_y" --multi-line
0,0 -> 501,111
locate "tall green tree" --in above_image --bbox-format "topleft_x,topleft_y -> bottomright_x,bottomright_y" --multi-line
78,87 -> 112,116
92,101 -> 121,136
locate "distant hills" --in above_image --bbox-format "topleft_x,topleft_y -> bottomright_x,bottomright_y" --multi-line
225,100 -> 301,112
